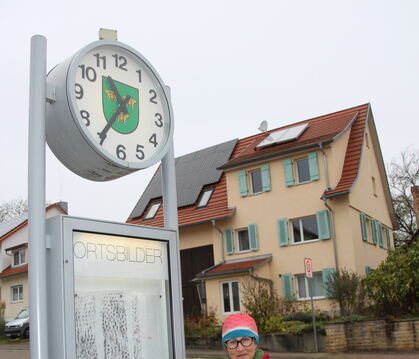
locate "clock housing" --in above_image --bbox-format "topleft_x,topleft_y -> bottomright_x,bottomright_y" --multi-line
46,40 -> 173,181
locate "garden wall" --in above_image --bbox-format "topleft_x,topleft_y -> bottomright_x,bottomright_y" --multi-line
186,318 -> 419,353
325,318 -> 419,352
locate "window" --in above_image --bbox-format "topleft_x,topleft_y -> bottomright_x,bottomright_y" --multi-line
295,157 -> 310,183
225,224 -> 258,255
221,281 -> 240,313
283,152 -> 319,186
144,202 -> 161,219
12,249 -> 26,267
197,188 -> 213,208
11,285 -> 23,303
372,176 -> 377,197
296,272 -> 325,300
237,229 -> 250,252
250,169 -> 263,194
292,216 -> 318,243
238,164 -> 271,197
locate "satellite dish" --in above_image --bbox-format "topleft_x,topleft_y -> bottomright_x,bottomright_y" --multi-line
258,120 -> 268,132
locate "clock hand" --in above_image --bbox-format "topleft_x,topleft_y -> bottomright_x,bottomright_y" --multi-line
107,76 -> 128,114
97,95 -> 131,145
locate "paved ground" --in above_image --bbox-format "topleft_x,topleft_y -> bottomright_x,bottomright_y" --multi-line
0,341 -> 418,359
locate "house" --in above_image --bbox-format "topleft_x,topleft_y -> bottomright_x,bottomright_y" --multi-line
0,202 -> 67,320
127,104 -> 397,320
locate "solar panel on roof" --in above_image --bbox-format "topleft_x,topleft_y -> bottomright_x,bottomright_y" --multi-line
257,123 -> 309,148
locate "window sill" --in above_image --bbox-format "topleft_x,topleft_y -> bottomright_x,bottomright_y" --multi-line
297,296 -> 326,301
11,300 -> 24,304
292,239 -> 320,245
11,263 -> 27,268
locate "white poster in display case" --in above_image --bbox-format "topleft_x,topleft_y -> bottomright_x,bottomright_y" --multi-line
46,216 -> 177,359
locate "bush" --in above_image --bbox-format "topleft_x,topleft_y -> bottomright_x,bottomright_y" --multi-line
184,308 -> 221,338
325,268 -> 368,316
0,301 -> 5,338
363,240 -> 419,316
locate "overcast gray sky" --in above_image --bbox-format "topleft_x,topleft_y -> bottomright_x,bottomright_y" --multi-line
1,0 -> 418,222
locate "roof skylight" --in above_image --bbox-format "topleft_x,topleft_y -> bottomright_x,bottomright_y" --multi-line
256,123 -> 308,149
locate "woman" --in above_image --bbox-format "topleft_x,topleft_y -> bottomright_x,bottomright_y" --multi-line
222,312 -> 270,359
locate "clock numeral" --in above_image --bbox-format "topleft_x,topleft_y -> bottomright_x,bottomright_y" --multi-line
75,83 -> 83,99
93,53 -> 107,69
112,54 -> 128,71
80,110 -> 90,126
136,145 -> 145,160
149,89 -> 158,104
116,144 -> 127,160
149,133 -> 158,148
136,69 -> 142,83
79,65 -> 97,82
155,113 -> 163,127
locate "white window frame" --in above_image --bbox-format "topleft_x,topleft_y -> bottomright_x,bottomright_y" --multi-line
291,215 -> 319,244
144,202 -> 161,219
236,228 -> 250,253
296,272 -> 326,300
12,248 -> 26,267
295,156 -> 311,184
197,188 -> 214,208
220,280 -> 241,314
11,284 -> 24,303
249,168 -> 263,194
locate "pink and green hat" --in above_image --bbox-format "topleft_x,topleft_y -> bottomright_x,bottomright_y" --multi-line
222,313 -> 259,344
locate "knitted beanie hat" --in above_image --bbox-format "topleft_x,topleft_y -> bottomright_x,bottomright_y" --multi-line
222,313 -> 259,344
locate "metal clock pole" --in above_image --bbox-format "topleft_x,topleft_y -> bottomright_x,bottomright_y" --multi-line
162,135 -> 186,358
28,35 -> 48,359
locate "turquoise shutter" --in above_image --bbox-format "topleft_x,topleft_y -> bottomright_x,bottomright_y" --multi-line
248,224 -> 259,250
283,159 -> 295,187
377,222 -> 384,247
308,152 -> 319,181
238,170 -> 248,197
365,266 -> 373,275
371,219 -> 378,245
225,228 -> 234,255
385,226 -> 392,250
316,210 -> 331,240
261,164 -> 271,192
277,218 -> 289,246
360,213 -> 368,242
282,273 -> 294,300
322,267 -> 334,298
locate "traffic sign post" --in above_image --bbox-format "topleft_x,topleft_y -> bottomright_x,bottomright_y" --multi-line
304,258 -> 318,352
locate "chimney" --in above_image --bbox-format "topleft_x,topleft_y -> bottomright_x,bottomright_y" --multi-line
412,186 -> 419,225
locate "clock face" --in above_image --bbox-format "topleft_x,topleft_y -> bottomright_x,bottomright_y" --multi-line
69,44 -> 172,168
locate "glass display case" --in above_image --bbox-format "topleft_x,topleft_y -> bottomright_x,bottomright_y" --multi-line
46,216 -> 178,359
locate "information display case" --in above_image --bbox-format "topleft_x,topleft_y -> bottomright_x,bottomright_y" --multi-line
46,216 -> 177,359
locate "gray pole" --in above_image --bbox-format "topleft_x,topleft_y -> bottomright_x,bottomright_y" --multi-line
28,35 -> 48,359
309,278 -> 319,353
162,139 -> 186,358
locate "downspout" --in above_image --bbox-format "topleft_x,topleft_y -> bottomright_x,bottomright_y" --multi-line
212,220 -> 225,263
249,269 -> 274,295
319,143 -> 339,271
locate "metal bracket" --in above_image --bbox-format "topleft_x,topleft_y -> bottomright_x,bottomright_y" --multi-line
46,84 -> 56,104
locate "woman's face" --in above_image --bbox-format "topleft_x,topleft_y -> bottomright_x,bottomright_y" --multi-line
225,337 -> 257,359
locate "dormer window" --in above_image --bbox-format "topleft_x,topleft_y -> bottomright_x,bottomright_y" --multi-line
13,248 -> 26,267
197,189 -> 214,208
144,202 -> 161,219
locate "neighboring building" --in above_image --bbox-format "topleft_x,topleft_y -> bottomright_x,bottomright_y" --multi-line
127,104 -> 397,320
0,202 -> 67,320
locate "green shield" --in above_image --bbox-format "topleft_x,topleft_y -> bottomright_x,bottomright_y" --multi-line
102,77 -> 139,134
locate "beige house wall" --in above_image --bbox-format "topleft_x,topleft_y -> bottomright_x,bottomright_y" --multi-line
1,273 -> 28,320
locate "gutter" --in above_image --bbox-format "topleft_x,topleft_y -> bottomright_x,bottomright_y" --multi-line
212,220 -> 225,263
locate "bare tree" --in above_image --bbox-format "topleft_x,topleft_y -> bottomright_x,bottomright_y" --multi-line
0,199 -> 28,223
387,147 -> 419,246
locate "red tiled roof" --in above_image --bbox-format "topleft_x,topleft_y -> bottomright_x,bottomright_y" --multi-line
128,104 -> 370,227
220,104 -> 367,169
0,264 -> 28,278
0,202 -> 68,243
194,255 -> 272,279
